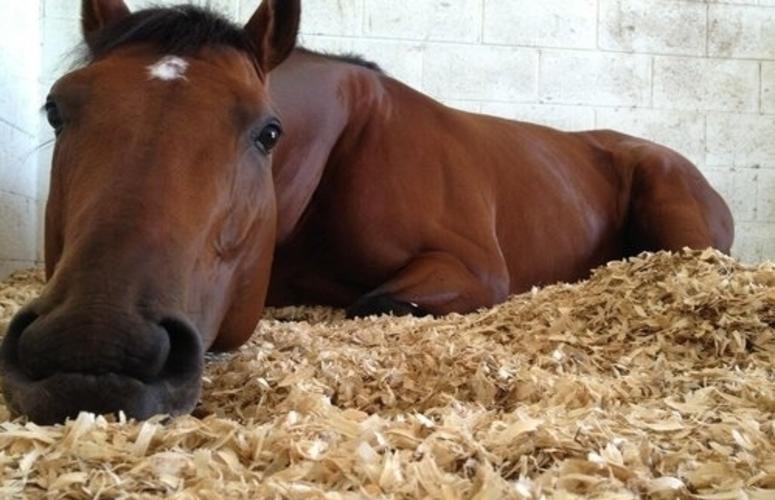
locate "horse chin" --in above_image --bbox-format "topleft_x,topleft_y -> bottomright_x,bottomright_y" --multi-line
1,367 -> 202,426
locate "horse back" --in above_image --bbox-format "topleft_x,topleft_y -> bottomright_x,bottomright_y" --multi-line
307,78 -> 640,292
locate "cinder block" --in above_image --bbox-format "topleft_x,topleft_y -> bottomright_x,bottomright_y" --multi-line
48,0 -> 239,19
293,0 -> 363,36
540,51 -> 651,107
731,231 -> 760,263
42,16 -> 82,82
423,44 -> 538,102
706,113 -> 775,167
709,4 -> 775,59
0,192 -> 37,261
761,62 -> 775,114
758,169 -> 775,222
653,57 -> 758,112
0,75 -> 39,137
599,0 -> 706,55
595,108 -> 705,166
0,2 -> 40,140
364,0 -> 482,42
128,0 -> 238,15
0,121 -> 38,199
0,2 -> 40,81
483,0 -> 596,49
701,167 -> 759,223
480,102 -> 595,131
733,222 -> 775,263
43,0 -> 77,19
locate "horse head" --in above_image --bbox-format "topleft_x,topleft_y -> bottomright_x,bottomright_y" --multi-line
0,0 -> 300,424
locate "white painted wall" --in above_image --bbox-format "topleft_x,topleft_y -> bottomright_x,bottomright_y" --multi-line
0,1 -> 41,279
24,0 -> 775,265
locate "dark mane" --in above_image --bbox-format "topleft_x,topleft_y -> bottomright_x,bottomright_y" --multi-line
83,5 -> 255,63
82,4 -> 384,74
298,48 -> 384,74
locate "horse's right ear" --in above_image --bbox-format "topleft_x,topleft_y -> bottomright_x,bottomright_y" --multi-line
81,0 -> 131,42
244,0 -> 301,75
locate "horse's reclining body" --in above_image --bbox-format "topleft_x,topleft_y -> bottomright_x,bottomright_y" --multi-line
0,1 -> 733,423
267,49 -> 732,317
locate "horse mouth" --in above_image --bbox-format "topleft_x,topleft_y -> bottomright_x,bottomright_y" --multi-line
1,366 -> 202,425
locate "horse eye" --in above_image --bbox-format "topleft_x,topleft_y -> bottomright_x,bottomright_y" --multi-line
254,122 -> 282,154
45,100 -> 64,135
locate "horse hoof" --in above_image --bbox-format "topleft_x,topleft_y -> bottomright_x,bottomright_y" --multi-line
346,295 -> 429,319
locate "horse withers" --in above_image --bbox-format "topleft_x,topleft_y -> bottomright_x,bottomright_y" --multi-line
0,0 -> 300,424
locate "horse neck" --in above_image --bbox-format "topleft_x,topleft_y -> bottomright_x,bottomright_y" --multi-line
268,49 -> 387,243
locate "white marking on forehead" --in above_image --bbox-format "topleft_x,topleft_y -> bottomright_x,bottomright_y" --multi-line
147,56 -> 189,81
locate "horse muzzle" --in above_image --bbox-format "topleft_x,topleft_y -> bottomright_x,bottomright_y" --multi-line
0,301 -> 203,425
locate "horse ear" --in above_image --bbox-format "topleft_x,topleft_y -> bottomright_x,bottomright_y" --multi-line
82,0 -> 131,41
244,0 -> 301,75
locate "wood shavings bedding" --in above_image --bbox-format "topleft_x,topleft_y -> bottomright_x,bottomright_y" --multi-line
0,249 -> 772,499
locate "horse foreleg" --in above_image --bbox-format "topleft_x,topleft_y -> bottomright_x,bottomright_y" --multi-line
346,251 -> 509,318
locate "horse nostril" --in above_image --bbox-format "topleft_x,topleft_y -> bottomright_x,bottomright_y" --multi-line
159,318 -> 203,379
9,307 -> 177,382
1,307 -> 40,369
2,306 -> 202,384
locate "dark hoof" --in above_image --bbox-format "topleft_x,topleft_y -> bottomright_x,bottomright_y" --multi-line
346,295 -> 429,319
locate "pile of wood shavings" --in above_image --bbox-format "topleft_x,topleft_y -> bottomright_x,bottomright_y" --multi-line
0,249 -> 773,499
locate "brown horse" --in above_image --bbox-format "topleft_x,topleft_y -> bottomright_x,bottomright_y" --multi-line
264,51 -> 734,317
1,1 -> 733,424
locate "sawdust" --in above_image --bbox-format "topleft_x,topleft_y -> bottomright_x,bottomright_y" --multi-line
0,249 -> 773,499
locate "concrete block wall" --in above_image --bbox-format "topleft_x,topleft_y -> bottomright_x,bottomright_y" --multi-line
0,1 -> 42,279
34,0 -> 775,262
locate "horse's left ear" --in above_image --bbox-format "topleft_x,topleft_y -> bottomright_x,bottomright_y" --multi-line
82,0 -> 131,41
244,0 -> 301,75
